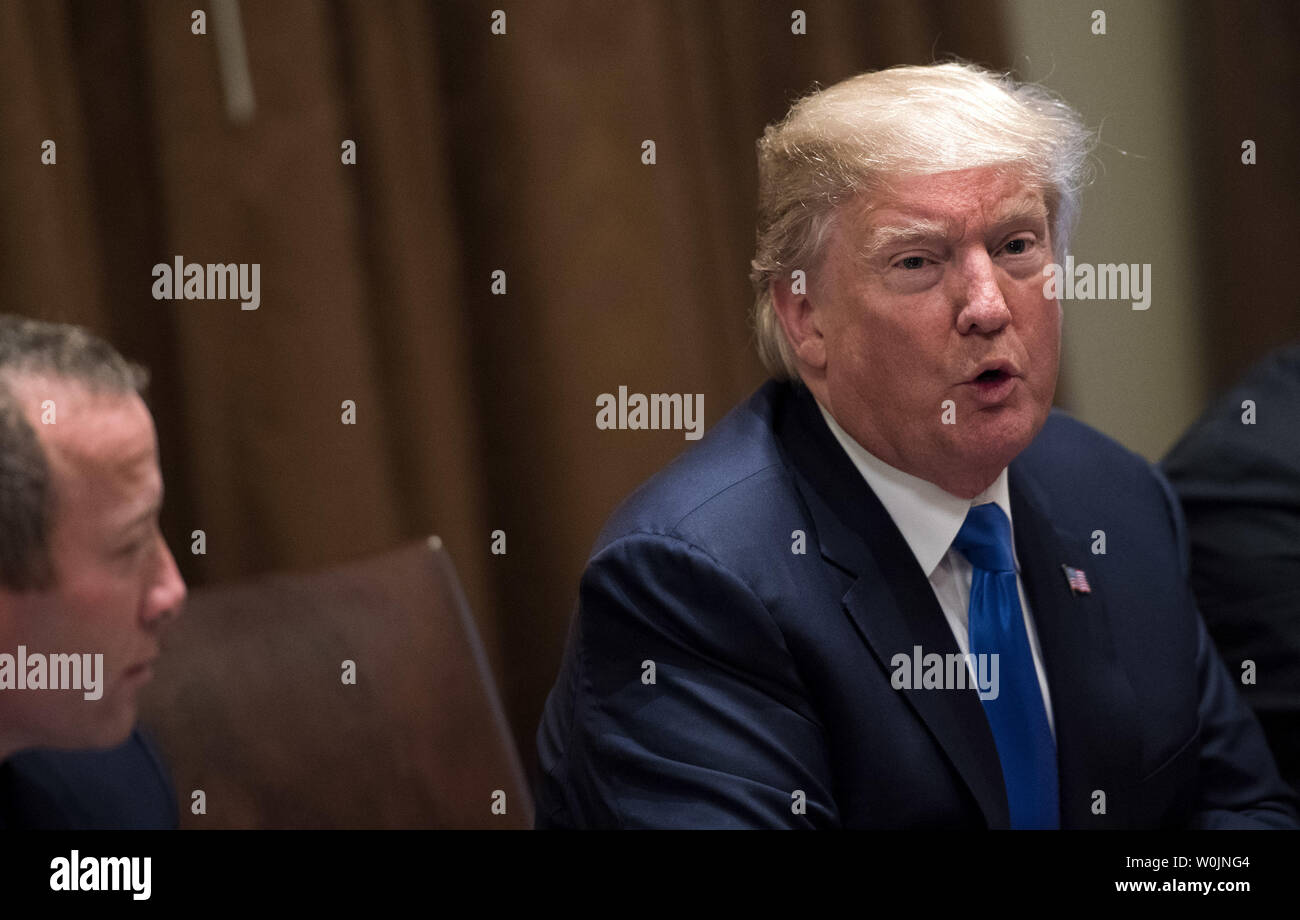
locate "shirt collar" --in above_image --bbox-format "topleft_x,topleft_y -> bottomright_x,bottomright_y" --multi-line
816,400 -> 1019,578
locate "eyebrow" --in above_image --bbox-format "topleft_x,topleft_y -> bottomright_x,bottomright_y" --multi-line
119,496 -> 163,534
859,198 -> 1050,262
858,219 -> 956,261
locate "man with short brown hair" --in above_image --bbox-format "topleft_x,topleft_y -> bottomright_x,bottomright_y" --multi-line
0,315 -> 185,828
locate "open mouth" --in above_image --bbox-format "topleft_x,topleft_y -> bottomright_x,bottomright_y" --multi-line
967,365 -> 1018,404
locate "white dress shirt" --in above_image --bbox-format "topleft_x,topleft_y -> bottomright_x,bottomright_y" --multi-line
817,402 -> 1056,736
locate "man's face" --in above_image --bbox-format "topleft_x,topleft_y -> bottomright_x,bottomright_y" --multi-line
808,166 -> 1062,497
0,378 -> 185,754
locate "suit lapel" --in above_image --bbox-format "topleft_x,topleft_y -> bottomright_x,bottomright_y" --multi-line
776,384 -> 1010,827
1009,462 -> 1142,828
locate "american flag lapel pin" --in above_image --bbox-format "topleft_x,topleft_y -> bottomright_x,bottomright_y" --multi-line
1061,564 -> 1092,595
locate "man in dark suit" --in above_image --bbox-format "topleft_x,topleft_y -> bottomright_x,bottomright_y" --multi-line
0,315 -> 186,828
533,62 -> 1298,828
1162,343 -> 1300,795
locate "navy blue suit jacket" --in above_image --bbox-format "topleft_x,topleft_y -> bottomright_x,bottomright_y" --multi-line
0,727 -> 178,829
535,379 -> 1300,828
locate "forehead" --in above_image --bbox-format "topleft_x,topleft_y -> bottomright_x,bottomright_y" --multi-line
854,167 -> 1048,240
9,375 -> 159,516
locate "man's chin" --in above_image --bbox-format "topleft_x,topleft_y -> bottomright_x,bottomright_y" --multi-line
948,409 -> 1044,481
45,706 -> 137,752
974,400 -> 1046,444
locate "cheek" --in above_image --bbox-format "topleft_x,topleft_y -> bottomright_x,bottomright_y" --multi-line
1020,299 -> 1062,401
60,568 -> 142,631
1034,302 -> 1063,360
1011,285 -> 1060,344
839,296 -> 924,371
835,322 -> 896,397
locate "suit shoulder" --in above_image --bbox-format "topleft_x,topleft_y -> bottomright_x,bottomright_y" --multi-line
592,383 -> 802,558
1,727 -> 178,829
1025,409 -> 1155,478
1162,342 -> 1300,495
1017,409 -> 1176,526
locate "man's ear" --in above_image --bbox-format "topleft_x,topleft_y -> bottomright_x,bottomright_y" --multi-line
770,272 -> 829,372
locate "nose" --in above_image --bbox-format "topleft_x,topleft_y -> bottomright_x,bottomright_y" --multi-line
143,534 -> 187,628
953,249 -> 1012,335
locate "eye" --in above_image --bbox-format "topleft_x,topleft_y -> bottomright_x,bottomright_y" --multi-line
116,539 -> 147,558
1001,237 -> 1033,255
114,522 -> 158,559
897,255 -> 931,270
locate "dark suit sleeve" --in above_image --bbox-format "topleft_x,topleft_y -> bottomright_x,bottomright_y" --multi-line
536,532 -> 838,828
1161,345 -> 1300,795
0,727 -> 179,830
1154,468 -> 1300,828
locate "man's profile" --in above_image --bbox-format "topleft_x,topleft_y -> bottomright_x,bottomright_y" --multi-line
0,315 -> 185,829
534,62 -> 1298,828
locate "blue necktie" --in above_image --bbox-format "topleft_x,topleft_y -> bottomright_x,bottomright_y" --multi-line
953,502 -> 1059,829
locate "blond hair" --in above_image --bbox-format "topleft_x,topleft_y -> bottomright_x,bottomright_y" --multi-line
749,61 -> 1095,379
